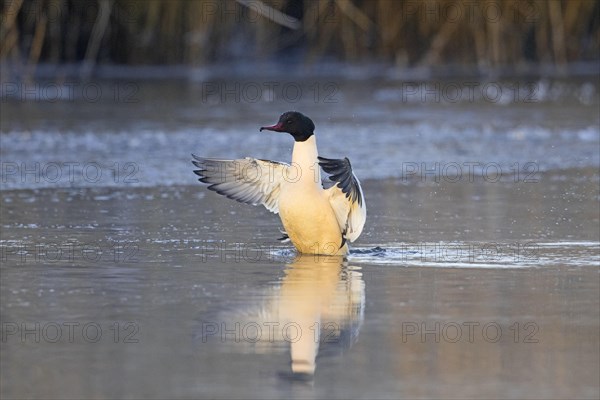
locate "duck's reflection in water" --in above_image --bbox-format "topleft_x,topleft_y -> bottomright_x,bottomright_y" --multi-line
279,254 -> 364,376
219,254 -> 365,378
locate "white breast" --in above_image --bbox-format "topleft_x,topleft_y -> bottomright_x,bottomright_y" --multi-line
278,136 -> 346,255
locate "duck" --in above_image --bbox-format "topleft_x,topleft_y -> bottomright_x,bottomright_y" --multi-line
192,111 -> 366,256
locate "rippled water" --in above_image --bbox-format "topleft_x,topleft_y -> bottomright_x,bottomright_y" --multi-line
1,75 -> 599,188
1,73 -> 599,399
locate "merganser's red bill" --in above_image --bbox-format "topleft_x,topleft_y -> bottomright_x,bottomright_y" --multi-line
260,123 -> 285,132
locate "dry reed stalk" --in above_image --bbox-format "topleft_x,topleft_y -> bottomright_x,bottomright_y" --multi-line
81,0 -> 114,78
305,0 -> 338,63
24,10 -> 47,82
46,0 -> 64,62
418,17 -> 460,66
0,0 -> 23,63
548,0 -> 567,65
376,0 -> 404,61
1,0 -> 24,34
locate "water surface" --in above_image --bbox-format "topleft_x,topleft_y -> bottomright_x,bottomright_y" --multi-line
1,74 -> 599,399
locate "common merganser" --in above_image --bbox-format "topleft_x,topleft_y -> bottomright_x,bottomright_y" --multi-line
192,111 -> 366,255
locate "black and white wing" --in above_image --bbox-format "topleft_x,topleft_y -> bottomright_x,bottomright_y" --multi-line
318,156 -> 366,243
192,155 -> 288,213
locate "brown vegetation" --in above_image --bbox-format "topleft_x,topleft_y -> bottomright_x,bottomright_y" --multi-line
1,0 -> 598,69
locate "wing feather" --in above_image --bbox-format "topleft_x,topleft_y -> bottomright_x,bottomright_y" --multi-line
192,155 -> 288,213
319,156 -> 366,243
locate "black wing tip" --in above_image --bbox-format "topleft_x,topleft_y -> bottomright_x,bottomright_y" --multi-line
318,156 -> 342,165
318,157 -> 351,174
191,156 -> 214,182
319,155 -> 363,207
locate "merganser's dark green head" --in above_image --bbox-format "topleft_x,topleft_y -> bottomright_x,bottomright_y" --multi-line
260,111 -> 315,142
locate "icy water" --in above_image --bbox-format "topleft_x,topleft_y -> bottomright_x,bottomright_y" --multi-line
1,72 -> 599,399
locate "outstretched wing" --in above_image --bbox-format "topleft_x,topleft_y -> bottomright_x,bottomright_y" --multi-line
318,156 -> 366,243
192,155 -> 288,213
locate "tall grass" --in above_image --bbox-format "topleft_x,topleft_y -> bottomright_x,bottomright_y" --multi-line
1,0 -> 598,70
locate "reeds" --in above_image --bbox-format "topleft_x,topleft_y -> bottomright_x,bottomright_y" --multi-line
1,0 -> 598,70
